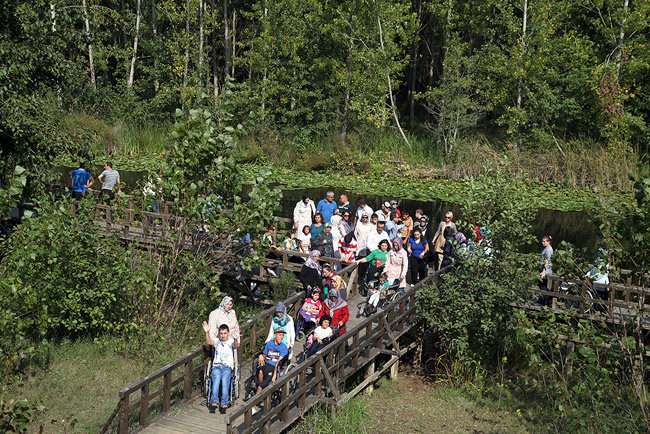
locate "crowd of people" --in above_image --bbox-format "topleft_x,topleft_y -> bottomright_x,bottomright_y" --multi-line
285,192 -> 474,289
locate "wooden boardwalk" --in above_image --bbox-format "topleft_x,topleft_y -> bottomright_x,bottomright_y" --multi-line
143,291 -> 370,434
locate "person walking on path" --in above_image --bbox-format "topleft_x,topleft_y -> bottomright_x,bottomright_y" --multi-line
70,162 -> 94,200
432,211 -> 457,270
293,193 -> 316,232
317,191 -> 338,224
97,162 -> 120,205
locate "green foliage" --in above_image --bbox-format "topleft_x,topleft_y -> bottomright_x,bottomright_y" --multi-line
0,197 -> 142,375
290,400 -> 371,434
0,166 -> 27,220
417,166 -> 537,362
0,390 -> 44,434
269,272 -> 300,302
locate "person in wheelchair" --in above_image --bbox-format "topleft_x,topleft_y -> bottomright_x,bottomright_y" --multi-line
306,315 -> 334,358
266,302 -> 295,356
365,272 -> 390,315
254,328 -> 289,395
317,288 -> 349,336
296,287 -> 322,341
202,323 -> 239,412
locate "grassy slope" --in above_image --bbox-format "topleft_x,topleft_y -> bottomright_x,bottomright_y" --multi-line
362,374 -> 530,434
291,374 -> 531,434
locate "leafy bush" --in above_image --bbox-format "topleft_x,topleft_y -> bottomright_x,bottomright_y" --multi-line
0,197 -> 141,374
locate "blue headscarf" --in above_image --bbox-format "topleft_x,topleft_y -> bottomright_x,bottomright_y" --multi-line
273,302 -> 290,327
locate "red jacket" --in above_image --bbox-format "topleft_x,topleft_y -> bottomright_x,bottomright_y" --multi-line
318,303 -> 350,336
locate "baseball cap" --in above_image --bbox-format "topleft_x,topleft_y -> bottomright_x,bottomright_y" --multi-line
383,201 -> 391,208
274,327 -> 286,334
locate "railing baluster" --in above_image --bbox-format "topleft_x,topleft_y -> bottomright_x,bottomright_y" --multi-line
119,394 -> 129,434
183,361 -> 192,400
163,372 -> 171,412
139,384 -> 149,426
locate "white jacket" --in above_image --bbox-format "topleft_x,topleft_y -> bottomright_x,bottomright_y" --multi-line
293,200 -> 316,232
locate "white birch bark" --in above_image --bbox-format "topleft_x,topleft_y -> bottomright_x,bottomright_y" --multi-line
127,0 -> 142,88
50,2 -> 56,32
81,0 -> 96,88
152,0 -> 159,91
376,9 -> 410,148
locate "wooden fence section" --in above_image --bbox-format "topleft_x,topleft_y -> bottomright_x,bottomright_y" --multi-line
224,274 -> 436,434
518,274 -> 650,329
112,291 -> 305,434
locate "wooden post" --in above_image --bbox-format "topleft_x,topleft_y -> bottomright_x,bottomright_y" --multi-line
263,394 -> 271,434
119,394 -> 129,434
163,372 -> 171,411
389,354 -> 399,380
183,361 -> 192,400
363,361 -> 375,396
139,384 -> 149,426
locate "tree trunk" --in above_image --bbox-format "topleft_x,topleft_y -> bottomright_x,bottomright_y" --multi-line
182,0 -> 190,114
376,9 -> 410,147
50,2 -> 56,32
199,0 -> 204,90
211,0 -> 220,105
261,0 -> 268,119
223,0 -> 230,80
615,0 -> 629,78
152,0 -> 159,91
127,0 -> 142,88
81,0 -> 96,89
341,41 -> 353,139
231,9 -> 236,76
408,0 -> 423,127
515,0 -> 528,150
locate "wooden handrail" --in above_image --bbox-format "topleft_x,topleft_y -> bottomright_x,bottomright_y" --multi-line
224,273 -> 438,433
114,290 -> 304,433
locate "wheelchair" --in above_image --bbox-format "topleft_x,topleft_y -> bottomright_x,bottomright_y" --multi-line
359,266 -> 384,297
297,326 -> 340,364
201,344 -> 241,409
295,312 -> 318,342
243,348 -> 295,404
357,278 -> 403,317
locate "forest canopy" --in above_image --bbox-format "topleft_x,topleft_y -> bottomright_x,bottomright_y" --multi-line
0,0 -> 649,188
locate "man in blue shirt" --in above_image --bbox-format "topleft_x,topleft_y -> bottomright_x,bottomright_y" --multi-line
70,163 -> 94,200
317,191 -> 338,224
254,328 -> 288,394
385,213 -> 405,241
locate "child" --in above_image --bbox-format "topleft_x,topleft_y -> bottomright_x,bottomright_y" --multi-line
367,272 -> 390,312
307,315 -> 334,357
300,287 -> 323,322
202,322 -> 240,412
400,211 -> 413,241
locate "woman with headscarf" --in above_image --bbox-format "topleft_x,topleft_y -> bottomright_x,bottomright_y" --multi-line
293,193 -> 316,232
385,237 -> 408,289
317,288 -> 349,336
299,250 -> 322,292
266,302 -> 296,352
329,213 -> 343,251
205,296 -> 241,345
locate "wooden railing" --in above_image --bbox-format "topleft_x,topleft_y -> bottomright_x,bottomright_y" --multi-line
224,273 -> 437,434
523,274 -> 650,327
262,249 -> 359,298
111,291 -> 305,434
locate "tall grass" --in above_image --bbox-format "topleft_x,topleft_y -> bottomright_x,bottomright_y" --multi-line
118,122 -> 171,155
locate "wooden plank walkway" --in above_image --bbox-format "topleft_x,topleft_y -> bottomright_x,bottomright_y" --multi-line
142,291 -> 370,434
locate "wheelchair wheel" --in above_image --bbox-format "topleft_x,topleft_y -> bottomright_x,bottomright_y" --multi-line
297,329 -> 305,342
202,361 -> 212,403
233,363 -> 241,400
